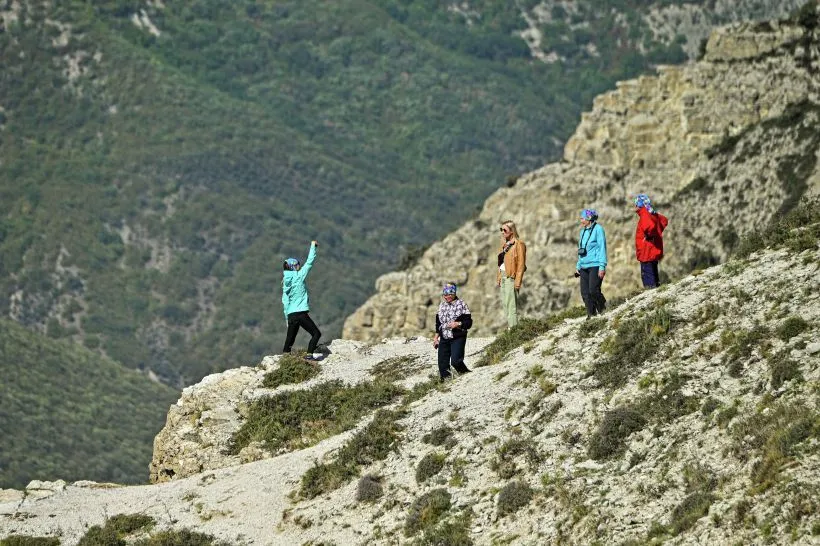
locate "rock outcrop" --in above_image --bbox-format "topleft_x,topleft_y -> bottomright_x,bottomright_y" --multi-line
1,228 -> 818,544
343,10 -> 820,342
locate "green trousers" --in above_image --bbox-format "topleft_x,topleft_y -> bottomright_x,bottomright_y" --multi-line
500,276 -> 519,328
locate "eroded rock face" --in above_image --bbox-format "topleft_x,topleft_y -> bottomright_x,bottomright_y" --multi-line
344,14 -> 820,343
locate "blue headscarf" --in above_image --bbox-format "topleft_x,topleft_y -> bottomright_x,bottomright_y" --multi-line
442,283 -> 457,296
634,193 -> 654,213
580,209 -> 598,221
284,258 -> 300,271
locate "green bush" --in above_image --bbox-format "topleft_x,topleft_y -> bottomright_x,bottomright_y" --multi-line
776,316 -> 809,341
769,353 -> 801,389
371,355 -> 422,380
422,425 -> 455,448
405,489 -> 452,537
731,402 -> 820,492
734,198 -> 819,258
78,514 -> 155,546
415,513 -> 472,546
595,307 -> 672,387
587,407 -> 647,460
355,474 -> 383,503
721,324 -> 770,377
416,452 -> 446,483
262,353 -> 320,388
669,492 -> 715,535
0,537 -> 60,546
134,529 -> 218,545
231,379 -> 403,454
577,316 -> 606,340
491,438 -> 542,479
497,480 -> 534,516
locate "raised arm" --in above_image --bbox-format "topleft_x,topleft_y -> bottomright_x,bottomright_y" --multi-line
299,241 -> 318,279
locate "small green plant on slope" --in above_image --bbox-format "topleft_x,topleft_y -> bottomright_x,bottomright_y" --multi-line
595,307 -> 672,387
371,355 -> 423,380
416,452 -> 447,483
490,438 -> 542,479
497,480 -> 534,516
768,351 -> 802,390
734,197 -> 819,258
646,462 -> 717,538
356,474 -> 383,503
577,316 -> 606,340
0,537 -> 60,546
78,514 -> 155,546
422,425 -> 456,448
589,373 -> 699,460
776,316 -> 809,341
720,324 -> 771,377
415,512 -> 472,546
231,379 -> 403,454
731,402 -> 820,493
262,353 -> 320,388
405,489 -> 451,537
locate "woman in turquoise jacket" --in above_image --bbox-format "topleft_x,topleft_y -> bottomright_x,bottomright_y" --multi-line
575,209 -> 607,318
282,241 -> 322,358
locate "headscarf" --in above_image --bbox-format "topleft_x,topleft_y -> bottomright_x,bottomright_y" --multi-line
580,209 -> 598,222
633,193 -> 654,213
442,282 -> 457,296
284,258 -> 300,271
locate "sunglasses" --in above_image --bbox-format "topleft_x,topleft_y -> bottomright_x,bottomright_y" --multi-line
500,228 -> 510,233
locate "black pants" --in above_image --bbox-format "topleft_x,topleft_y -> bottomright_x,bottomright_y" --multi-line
437,336 -> 470,379
283,311 -> 322,353
579,267 -> 606,317
640,261 -> 660,288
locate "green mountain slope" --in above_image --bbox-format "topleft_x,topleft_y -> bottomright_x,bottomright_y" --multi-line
0,0 -> 805,387
0,319 -> 178,489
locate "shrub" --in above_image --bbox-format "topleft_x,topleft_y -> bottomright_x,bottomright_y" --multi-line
734,198 -> 819,259
776,316 -> 809,341
231,379 -> 404,454
595,307 -> 672,387
416,452 -> 447,483
405,489 -> 452,537
668,492 -> 715,535
731,402 -> 820,492
422,425 -> 455,448
300,409 -> 404,499
475,318 -> 551,367
0,538 -> 60,546
497,480 -> 534,516
78,514 -> 156,546
491,438 -> 542,479
587,407 -> 647,461
134,529 -> 218,545
635,372 -> 700,424
416,513 -> 472,546
769,353 -> 801,389
577,316 -> 606,340
262,353 -> 320,388
371,355 -> 421,380
356,474 -> 383,503
701,397 -> 720,416
721,324 -> 770,377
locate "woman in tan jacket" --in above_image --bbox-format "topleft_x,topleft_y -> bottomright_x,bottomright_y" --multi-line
496,220 -> 527,328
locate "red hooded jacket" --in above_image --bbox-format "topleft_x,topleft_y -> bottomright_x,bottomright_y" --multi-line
635,208 -> 668,262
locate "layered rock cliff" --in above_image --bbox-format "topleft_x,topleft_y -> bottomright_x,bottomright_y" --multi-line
343,9 -> 820,342
1,215 -> 818,544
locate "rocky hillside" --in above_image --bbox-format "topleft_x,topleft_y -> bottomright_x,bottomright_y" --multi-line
344,6 -> 820,342
1,208 -> 817,544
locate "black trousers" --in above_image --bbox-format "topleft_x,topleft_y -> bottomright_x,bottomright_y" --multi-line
283,311 -> 322,353
579,267 -> 606,317
437,336 -> 470,379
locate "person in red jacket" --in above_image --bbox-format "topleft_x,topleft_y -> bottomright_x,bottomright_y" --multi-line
633,194 -> 668,288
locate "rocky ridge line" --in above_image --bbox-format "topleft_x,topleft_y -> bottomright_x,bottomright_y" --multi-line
343,9 -> 820,342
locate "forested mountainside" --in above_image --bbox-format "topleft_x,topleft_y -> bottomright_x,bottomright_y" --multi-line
0,319 -> 177,489
0,0 -> 806,389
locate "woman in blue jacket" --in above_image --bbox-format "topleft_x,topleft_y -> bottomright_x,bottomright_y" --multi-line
282,241 -> 322,358
575,209 -> 607,318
